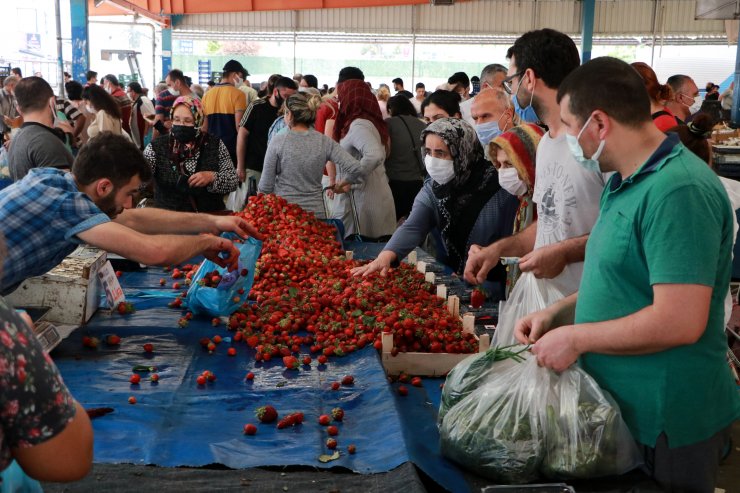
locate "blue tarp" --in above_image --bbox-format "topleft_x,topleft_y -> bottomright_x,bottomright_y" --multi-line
51,258 -> 472,492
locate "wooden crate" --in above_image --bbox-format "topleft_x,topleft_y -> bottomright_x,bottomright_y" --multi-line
7,246 -> 107,326
380,255 -> 491,376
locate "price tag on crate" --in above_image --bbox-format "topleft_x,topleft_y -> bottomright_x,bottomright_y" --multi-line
97,261 -> 125,309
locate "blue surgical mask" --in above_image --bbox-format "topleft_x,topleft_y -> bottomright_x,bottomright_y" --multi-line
475,120 -> 502,147
565,114 -> 606,173
512,74 -> 539,123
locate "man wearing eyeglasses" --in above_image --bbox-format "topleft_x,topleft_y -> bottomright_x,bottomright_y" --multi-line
465,29 -> 607,301
666,75 -> 700,124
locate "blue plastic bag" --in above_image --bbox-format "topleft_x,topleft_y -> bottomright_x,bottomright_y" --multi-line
186,235 -> 262,317
0,460 -> 42,493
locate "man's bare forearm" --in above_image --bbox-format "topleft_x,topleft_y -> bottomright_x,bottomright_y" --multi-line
114,208 -> 216,235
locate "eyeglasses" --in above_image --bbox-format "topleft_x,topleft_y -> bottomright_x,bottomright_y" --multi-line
502,71 -> 524,95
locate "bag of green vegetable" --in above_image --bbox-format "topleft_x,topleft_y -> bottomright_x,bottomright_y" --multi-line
438,344 -> 529,424
539,365 -> 642,479
494,272 -> 568,346
439,352 -> 547,483
439,354 -> 641,483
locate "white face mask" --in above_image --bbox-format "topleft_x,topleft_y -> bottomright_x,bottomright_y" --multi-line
234,76 -> 243,87
86,104 -> 94,113
168,87 -> 180,97
688,97 -> 702,115
424,154 -> 455,185
498,167 -> 528,196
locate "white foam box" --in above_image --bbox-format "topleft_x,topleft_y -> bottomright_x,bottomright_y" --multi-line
7,246 -> 107,325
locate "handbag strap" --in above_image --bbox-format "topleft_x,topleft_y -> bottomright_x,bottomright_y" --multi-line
398,116 -> 424,173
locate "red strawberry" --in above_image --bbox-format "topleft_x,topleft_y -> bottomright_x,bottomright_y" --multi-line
302,356 -> 312,365
129,374 -> 141,384
207,342 -> 216,352
196,375 -> 206,386
227,348 -> 237,356
255,405 -> 278,423
128,396 -> 137,404
348,444 -> 356,454
318,414 -> 331,426
277,415 -> 295,429
243,424 -> 257,435
471,286 -> 486,309
159,278 -> 166,286
82,336 -> 99,348
150,373 -> 159,383
318,355 -> 328,365
341,375 -> 354,386
245,372 -> 255,381
327,425 -> 339,436
172,282 -> 181,290
331,407 -> 344,422
398,385 -> 409,396
115,270 -> 122,277
211,317 -> 221,326
143,343 -> 154,353
106,334 -> 121,345
117,303 -> 128,315
331,382 -> 340,391
282,355 -> 300,370
326,438 -> 337,450
240,268 -> 248,277
411,376 -> 423,387
398,373 -> 409,383
204,371 -> 217,382
212,335 -> 223,344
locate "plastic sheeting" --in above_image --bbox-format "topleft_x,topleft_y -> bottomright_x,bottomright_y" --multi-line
50,255 -> 473,492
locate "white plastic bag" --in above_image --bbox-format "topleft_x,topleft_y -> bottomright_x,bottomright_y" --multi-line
494,272 -> 568,346
226,182 -> 248,212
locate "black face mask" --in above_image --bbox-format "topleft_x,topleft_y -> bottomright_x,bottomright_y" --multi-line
274,93 -> 284,108
171,124 -> 197,143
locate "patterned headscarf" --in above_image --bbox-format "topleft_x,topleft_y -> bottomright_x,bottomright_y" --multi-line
489,123 -> 544,189
169,95 -> 207,164
420,118 -> 501,274
333,79 -> 389,146
170,95 -> 204,128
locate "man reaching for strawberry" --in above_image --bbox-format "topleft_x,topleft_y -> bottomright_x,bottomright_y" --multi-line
0,133 -> 261,296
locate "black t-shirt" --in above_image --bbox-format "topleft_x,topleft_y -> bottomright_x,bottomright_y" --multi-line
397,90 -> 413,99
241,99 -> 278,172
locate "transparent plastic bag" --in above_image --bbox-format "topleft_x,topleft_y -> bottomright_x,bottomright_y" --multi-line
440,355 -> 642,483
225,182 -> 248,212
440,353 -> 547,483
494,272 -> 567,346
438,345 -> 528,424
540,364 -> 642,479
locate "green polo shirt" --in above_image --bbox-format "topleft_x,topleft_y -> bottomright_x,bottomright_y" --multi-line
576,134 -> 740,449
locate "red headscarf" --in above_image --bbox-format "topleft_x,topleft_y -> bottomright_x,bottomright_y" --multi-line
333,79 -> 389,146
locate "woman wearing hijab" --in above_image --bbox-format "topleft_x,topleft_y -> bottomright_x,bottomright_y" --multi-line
351,118 -> 519,300
486,123 -> 544,296
332,79 -> 396,239
144,96 -> 238,212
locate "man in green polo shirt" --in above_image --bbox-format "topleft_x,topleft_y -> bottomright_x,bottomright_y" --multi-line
514,56 -> 739,491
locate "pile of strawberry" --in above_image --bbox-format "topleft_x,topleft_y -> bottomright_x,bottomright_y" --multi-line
221,194 -> 477,361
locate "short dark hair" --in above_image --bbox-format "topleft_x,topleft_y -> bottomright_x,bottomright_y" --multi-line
387,95 -> 418,117
392,78 -> 404,86
65,80 -> 84,101
86,70 -> 97,81
421,90 -> 461,117
448,72 -> 470,89
667,74 -> 693,94
167,69 -> 186,84
416,82 -> 425,89
63,71 -> 71,79
11,67 -> 22,77
73,133 -> 152,188
337,67 -> 364,83
14,76 -> 54,113
127,81 -> 143,94
103,74 -> 120,87
83,84 -> 122,120
184,75 -> 192,86
507,28 -> 580,89
557,56 -> 650,128
207,80 -> 215,87
302,74 -> 318,88
274,76 -> 297,91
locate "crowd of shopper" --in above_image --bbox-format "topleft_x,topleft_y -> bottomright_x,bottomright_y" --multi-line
0,27 -> 738,491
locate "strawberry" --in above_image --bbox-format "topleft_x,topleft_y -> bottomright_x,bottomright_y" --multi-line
105,334 -> 121,345
302,356 -> 312,365
196,375 -> 206,386
255,405 -> 278,424
204,370 -> 216,382
318,414 -> 331,426
276,415 -> 294,429
331,407 -> 344,422
227,348 -> 237,356
207,342 -> 216,352
199,337 -> 211,347
150,373 -> 159,383
471,286 -> 486,309
172,282 -> 181,290
243,424 -> 257,435
212,335 -> 223,344
398,385 -> 409,396
82,336 -> 99,348
411,376 -> 423,387
331,382 -> 340,391
341,375 -> 354,386
129,374 -> 141,384
347,444 -> 356,454
117,302 -> 128,315
327,425 -> 339,436
159,278 -> 166,286
245,372 -> 255,381
398,373 -> 409,384
143,343 -> 154,353
318,355 -> 328,365
212,317 -> 221,326
326,438 -> 337,450
282,355 -> 300,370
128,396 -> 137,404
115,270 -> 122,277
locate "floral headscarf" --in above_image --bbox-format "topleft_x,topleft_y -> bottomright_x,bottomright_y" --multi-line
169,95 -> 207,164
170,95 -> 204,128
420,118 -> 501,274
